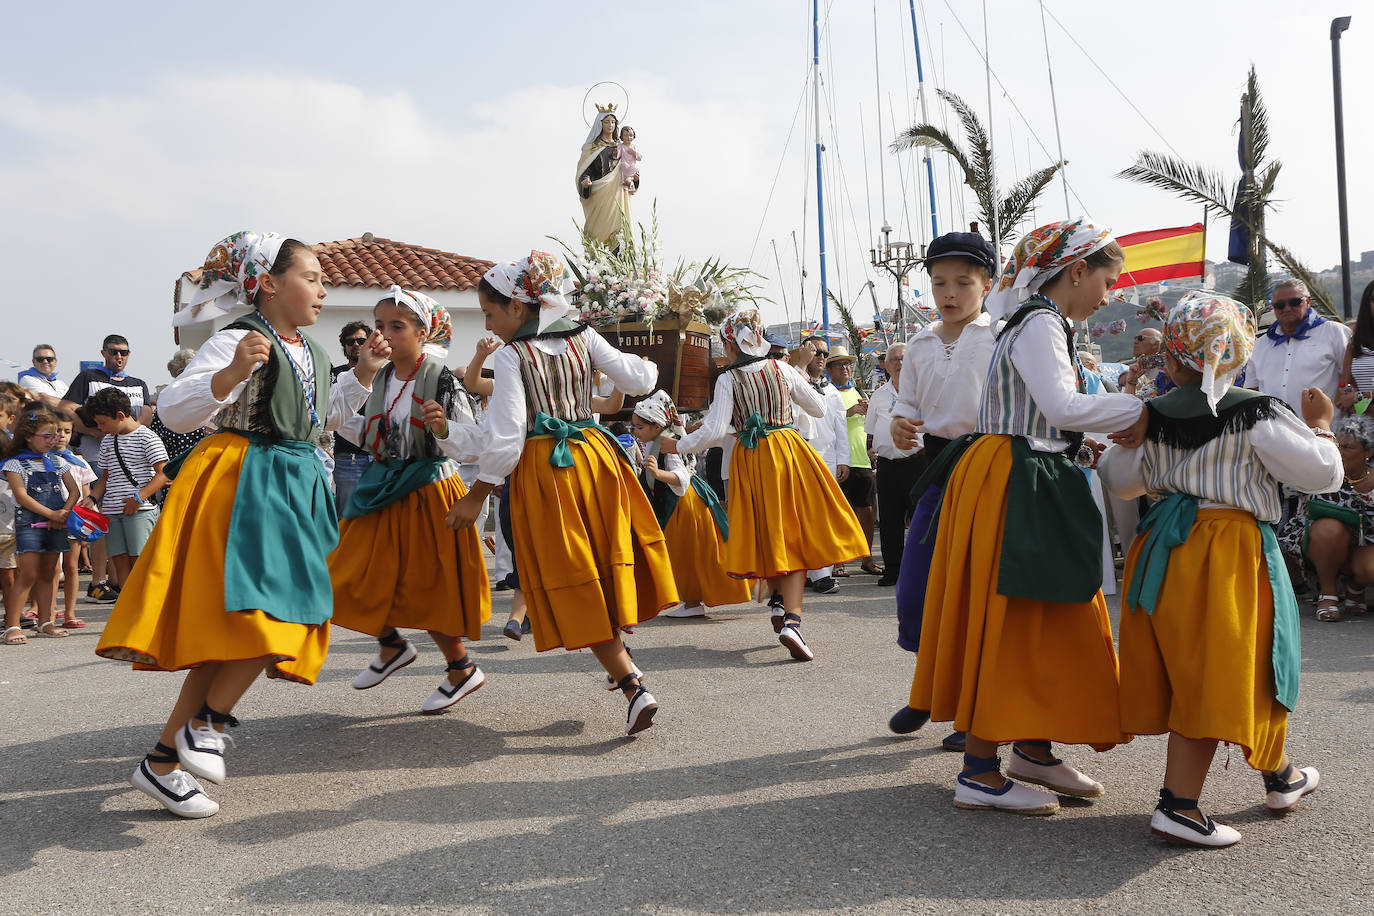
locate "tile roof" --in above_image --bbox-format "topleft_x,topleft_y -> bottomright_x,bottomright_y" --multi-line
312,235 -> 493,292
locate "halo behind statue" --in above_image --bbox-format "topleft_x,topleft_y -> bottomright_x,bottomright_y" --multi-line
582,82 -> 630,126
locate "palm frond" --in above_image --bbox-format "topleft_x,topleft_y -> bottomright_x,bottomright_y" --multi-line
998,162 -> 1064,236
1254,162 -> 1282,208
1246,66 -> 1270,168
1117,152 -> 1236,215
1263,241 -> 1337,317
939,90 -> 997,230
891,125 -> 974,182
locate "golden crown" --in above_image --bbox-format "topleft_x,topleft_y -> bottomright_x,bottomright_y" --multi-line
595,102 -> 618,114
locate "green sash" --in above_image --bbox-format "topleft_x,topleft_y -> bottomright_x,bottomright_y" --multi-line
342,457 -> 448,519
738,411 -> 791,450
222,433 -> 338,626
528,413 -> 633,468
1125,492 -> 1301,711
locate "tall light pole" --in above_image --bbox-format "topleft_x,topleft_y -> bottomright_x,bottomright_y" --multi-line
1331,16 -> 1353,319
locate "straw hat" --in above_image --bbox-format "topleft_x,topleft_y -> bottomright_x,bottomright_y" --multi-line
826,345 -> 857,365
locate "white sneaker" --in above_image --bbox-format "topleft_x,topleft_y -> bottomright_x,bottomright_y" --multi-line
1150,808 -> 1241,848
626,685 -> 658,735
421,666 -> 485,714
953,773 -> 1060,815
1264,765 -> 1320,813
352,638 -> 418,689
175,721 -> 233,785
130,760 -> 220,819
663,603 -> 707,618
1006,746 -> 1105,799
778,623 -> 814,661
606,664 -> 645,691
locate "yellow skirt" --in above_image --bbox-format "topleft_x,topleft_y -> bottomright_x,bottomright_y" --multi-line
95,433 -> 330,685
1119,508 -> 1288,770
510,430 -> 678,652
909,434 -> 1126,747
664,484 -> 753,608
726,428 -> 868,579
329,473 -> 490,640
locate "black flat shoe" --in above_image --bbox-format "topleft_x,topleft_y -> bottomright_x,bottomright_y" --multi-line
889,706 -> 930,734
877,575 -> 899,587
503,619 -> 523,641
941,731 -> 967,752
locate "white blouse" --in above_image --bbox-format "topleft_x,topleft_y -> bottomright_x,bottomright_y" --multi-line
677,359 -> 824,456
158,328 -> 370,434
336,369 -> 478,471
894,312 -> 997,440
866,381 -> 919,459
468,328 -> 658,486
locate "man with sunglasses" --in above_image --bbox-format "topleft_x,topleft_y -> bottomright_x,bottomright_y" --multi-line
59,334 -> 151,603
1247,279 -> 1350,414
17,345 -> 66,409
330,321 -> 375,513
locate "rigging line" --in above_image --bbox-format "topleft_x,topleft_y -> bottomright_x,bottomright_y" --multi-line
859,103 -> 875,251
746,74 -> 811,267
1042,3 -> 1183,159
896,0 -> 927,251
929,15 -> 966,228
938,0 -> 1094,218
1038,0 -> 1072,220
873,1 -> 888,228
888,94 -> 915,248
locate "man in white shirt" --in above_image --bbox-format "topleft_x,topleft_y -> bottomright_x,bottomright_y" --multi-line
866,343 -> 924,586
1247,278 -> 1350,414
798,337 -> 849,595
16,344 -> 65,409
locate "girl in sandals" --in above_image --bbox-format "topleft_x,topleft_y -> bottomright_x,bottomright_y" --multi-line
96,231 -> 388,818
662,310 -> 868,660
3,407 -> 81,643
443,251 -> 677,736
1101,293 -> 1335,847
1275,414 -> 1374,621
328,286 -> 491,714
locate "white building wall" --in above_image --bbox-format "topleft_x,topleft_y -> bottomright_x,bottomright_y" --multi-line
175,287 -> 487,371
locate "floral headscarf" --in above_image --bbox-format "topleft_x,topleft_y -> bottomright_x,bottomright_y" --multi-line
174,231 -> 285,327
633,389 -> 685,436
1163,291 -> 1256,415
482,252 -> 573,332
985,219 -> 1115,321
383,284 -> 452,359
721,308 -> 770,358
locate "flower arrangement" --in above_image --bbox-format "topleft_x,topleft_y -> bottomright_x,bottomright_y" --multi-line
1087,317 -> 1130,339
1136,295 -> 1167,324
554,204 -> 765,330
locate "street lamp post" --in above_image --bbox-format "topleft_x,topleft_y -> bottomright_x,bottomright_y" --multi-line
870,224 -> 925,342
1331,15 -> 1354,319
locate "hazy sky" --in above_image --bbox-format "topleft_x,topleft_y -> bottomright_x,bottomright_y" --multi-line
3,0 -> 1370,385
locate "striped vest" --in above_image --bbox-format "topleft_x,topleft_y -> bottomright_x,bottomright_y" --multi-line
978,305 -> 1080,445
730,360 -> 794,429
512,331 -> 594,424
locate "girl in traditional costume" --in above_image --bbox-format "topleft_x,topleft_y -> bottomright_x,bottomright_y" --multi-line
1100,293 -> 1333,848
663,310 -> 868,660
443,251 -> 676,735
96,232 -> 386,818
329,286 -> 491,714
909,220 -> 1146,815
630,390 -> 750,617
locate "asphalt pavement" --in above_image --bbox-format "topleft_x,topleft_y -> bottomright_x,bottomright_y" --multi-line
2,566 -> 1371,915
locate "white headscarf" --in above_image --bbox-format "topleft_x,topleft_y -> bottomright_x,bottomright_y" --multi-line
485,252 -> 575,333
632,389 -> 685,436
383,284 -> 452,359
175,230 -> 286,327
983,219 -> 1115,322
721,308 -> 771,358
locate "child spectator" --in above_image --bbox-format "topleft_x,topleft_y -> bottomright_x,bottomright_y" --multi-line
51,410 -> 95,628
86,388 -> 169,590
0,393 -> 17,631
3,407 -> 81,643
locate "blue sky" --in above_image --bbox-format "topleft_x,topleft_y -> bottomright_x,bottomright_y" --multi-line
3,0 -> 1370,383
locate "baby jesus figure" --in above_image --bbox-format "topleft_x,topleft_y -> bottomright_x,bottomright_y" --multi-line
617,126 -> 642,194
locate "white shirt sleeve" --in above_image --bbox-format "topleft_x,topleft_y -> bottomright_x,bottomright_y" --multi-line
678,372 -> 735,455
827,388 -> 848,467
156,329 -> 247,433
473,346 -> 528,485
1009,313 -> 1144,435
324,369 -> 371,432
1097,444 -> 1147,500
661,451 -> 691,497
434,385 -> 481,464
585,329 -> 659,396
1250,409 -> 1344,494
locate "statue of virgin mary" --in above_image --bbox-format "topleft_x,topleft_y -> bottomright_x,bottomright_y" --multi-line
576,106 -> 631,249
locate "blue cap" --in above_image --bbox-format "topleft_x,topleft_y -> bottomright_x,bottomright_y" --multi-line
924,232 -> 997,274
765,333 -> 787,348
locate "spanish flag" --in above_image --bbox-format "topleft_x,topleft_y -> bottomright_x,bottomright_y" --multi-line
1112,223 -> 1206,289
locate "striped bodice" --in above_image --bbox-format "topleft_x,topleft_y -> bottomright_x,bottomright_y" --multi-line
1141,428 -> 1283,522
512,331 -> 593,424
730,360 -> 794,429
978,307 -> 1079,444
1352,350 -> 1374,395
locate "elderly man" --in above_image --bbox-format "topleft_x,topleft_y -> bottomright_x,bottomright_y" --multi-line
17,344 -> 66,409
1247,278 -> 1350,414
866,343 -> 924,586
828,346 -> 882,576
1118,328 -> 1172,400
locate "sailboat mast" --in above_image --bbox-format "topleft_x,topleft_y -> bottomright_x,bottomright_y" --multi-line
908,0 -> 939,242
813,0 -> 830,337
